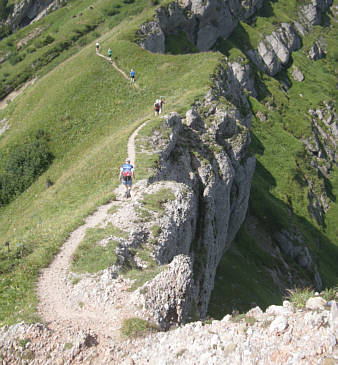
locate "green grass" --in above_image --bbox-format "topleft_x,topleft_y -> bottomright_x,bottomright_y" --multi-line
285,288 -> 315,308
208,226 -> 283,318
0,0 -> 149,99
126,266 -> 163,291
140,188 -> 175,213
165,31 -> 199,54
122,245 -> 164,291
71,224 -> 127,274
120,317 -> 159,337
150,224 -> 161,237
0,0 -> 221,325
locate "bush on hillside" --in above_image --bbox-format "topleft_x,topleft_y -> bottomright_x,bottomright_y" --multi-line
8,51 -> 24,65
0,130 -> 54,205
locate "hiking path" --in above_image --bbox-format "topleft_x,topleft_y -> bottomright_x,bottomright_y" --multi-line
37,119 -> 150,361
96,51 -> 140,89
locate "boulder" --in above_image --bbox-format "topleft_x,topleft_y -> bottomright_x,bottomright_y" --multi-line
291,66 -> 305,81
269,315 -> 288,333
306,297 -> 326,311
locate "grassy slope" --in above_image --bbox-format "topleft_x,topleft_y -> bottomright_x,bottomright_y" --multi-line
208,0 -> 338,318
0,1 -> 221,324
0,0 -> 150,99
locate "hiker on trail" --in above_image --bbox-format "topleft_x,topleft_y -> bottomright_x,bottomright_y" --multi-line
108,48 -> 112,58
96,42 -> 100,52
154,99 -> 161,116
119,158 -> 135,198
159,96 -> 165,114
130,69 -> 135,83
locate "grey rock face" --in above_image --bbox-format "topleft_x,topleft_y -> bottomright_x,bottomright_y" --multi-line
136,62 -> 255,320
301,103 -> 337,225
248,23 -> 302,76
133,255 -> 194,330
137,22 -> 165,54
308,40 -> 326,60
6,0 -> 57,30
274,229 -> 322,290
136,0 -> 332,80
136,0 -> 264,53
298,0 -> 333,28
228,60 -> 257,97
291,65 -> 305,81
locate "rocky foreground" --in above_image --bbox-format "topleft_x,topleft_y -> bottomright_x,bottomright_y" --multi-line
0,296 -> 337,364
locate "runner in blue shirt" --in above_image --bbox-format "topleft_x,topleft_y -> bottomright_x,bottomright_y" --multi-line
130,69 -> 135,83
118,158 -> 135,198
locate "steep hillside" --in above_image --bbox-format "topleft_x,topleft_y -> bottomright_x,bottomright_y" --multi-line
0,0 -> 222,325
209,0 -> 338,317
0,0 -> 337,338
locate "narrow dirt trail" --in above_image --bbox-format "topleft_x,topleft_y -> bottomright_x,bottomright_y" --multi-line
128,120 -> 149,164
37,119 -> 150,357
96,51 -> 140,89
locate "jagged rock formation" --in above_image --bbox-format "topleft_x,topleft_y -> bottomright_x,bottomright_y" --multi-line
5,0 -> 63,30
132,255 -> 194,330
137,0 -> 332,77
308,40 -> 326,60
129,61 -> 255,323
137,0 -> 264,53
1,296 -> 336,364
298,101 -> 337,224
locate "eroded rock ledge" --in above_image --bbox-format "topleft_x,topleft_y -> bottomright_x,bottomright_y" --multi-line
137,0 -> 332,75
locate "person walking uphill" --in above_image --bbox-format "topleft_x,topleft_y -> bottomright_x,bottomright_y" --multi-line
154,99 -> 160,116
119,158 -> 135,198
96,42 -> 100,52
130,69 -> 135,83
108,48 -> 112,58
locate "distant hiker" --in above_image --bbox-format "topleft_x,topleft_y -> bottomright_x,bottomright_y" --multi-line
159,96 -> 165,114
154,99 -> 161,116
96,42 -> 100,52
119,158 -> 135,198
108,48 -> 112,58
130,69 -> 135,83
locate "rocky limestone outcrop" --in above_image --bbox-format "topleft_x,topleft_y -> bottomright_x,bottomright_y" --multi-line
245,0 -> 332,75
4,296 -> 336,364
5,0 -> 63,30
300,101 -> 337,224
136,0 -> 264,53
291,65 -> 304,81
129,60 -> 256,322
136,0 -> 332,77
274,229 -> 322,289
132,255 -> 194,330
308,40 -> 326,60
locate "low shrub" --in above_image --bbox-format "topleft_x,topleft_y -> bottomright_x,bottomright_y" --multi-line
0,130 -> 54,205
8,52 -> 24,65
121,318 -> 159,337
285,288 -> 314,308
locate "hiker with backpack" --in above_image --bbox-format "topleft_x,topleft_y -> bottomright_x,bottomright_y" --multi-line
154,99 -> 161,116
108,48 -> 112,58
130,69 -> 135,83
96,42 -> 100,52
118,158 -> 135,198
